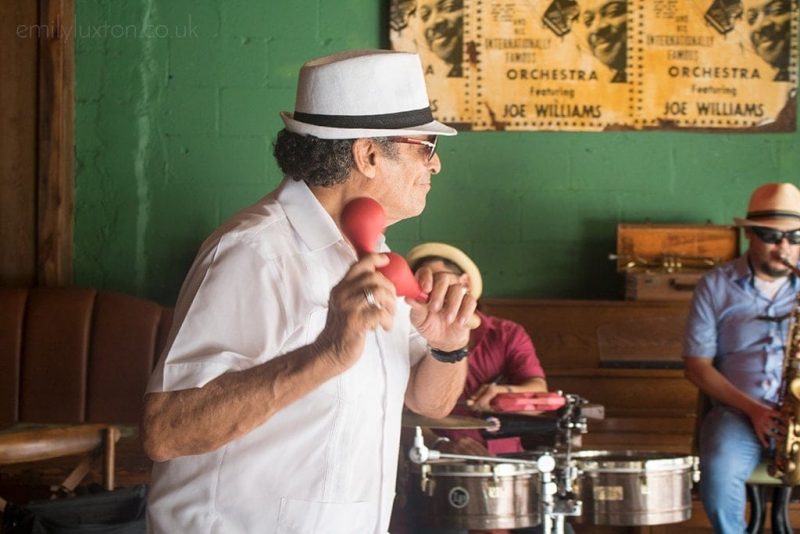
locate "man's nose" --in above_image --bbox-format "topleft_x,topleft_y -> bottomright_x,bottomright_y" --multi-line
429,152 -> 442,175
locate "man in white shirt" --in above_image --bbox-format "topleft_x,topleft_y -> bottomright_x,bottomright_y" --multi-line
141,49 -> 474,534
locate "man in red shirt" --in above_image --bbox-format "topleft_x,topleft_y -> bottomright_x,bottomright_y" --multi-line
392,243 -> 550,534
406,242 -> 548,456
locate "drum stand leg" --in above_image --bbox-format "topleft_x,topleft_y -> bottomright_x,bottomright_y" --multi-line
538,453 -> 573,534
542,513 -> 566,534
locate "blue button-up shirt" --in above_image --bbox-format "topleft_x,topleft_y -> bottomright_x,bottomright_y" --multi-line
683,256 -> 800,404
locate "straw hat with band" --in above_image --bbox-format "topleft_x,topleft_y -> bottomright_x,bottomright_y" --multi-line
406,242 -> 483,299
734,182 -> 800,231
280,49 -> 457,140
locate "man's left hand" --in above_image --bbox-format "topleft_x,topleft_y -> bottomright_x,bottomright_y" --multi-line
469,383 -> 508,412
407,266 -> 476,351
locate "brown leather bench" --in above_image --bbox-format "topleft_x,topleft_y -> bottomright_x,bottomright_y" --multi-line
0,287 -> 172,503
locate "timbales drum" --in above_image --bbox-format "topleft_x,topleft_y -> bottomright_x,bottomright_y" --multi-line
572,450 -> 697,526
411,459 -> 541,529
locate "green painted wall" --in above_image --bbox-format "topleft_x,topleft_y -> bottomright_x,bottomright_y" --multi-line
74,1 -> 800,306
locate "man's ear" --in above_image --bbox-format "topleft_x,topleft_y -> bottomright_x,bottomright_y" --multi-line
352,138 -> 379,179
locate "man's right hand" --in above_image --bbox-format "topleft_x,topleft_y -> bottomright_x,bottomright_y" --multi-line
748,403 -> 785,448
315,253 -> 396,370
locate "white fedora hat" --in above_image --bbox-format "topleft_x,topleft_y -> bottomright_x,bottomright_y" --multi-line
734,182 -> 800,231
281,49 -> 457,139
406,242 -> 483,299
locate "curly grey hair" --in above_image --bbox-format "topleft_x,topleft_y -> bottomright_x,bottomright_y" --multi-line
273,130 -> 397,187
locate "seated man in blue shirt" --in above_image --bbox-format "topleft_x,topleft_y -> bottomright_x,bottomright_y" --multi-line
684,182 -> 800,533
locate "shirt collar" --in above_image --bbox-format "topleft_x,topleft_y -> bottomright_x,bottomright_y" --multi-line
277,179 -> 342,252
276,179 -> 388,253
731,255 -> 753,289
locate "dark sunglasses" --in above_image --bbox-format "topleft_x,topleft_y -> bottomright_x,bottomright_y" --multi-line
750,226 -> 800,245
388,136 -> 438,161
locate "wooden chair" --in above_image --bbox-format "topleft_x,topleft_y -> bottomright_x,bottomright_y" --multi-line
694,392 -> 793,533
0,424 -> 119,513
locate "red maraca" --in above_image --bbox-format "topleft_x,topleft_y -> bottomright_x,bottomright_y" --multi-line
379,252 -> 429,302
341,197 -> 480,329
341,197 -> 386,256
341,197 -> 429,302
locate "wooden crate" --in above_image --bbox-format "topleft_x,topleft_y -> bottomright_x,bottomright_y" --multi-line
615,224 -> 739,301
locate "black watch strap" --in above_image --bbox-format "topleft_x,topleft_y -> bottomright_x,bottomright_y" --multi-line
429,345 -> 469,363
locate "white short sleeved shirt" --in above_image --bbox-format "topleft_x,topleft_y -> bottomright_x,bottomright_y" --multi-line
146,179 -> 428,534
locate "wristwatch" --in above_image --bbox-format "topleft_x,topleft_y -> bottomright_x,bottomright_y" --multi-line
429,345 -> 469,363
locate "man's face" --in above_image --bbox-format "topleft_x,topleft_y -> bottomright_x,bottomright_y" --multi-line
581,0 -> 627,70
419,0 -> 464,64
369,136 -> 442,224
743,0 -> 793,69
746,226 -> 800,280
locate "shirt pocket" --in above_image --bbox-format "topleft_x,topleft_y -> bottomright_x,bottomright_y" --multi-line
277,498 -> 377,534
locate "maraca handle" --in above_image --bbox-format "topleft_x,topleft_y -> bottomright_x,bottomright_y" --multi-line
377,252 -> 427,301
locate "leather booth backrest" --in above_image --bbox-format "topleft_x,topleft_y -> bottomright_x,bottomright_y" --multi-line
0,287 -> 173,425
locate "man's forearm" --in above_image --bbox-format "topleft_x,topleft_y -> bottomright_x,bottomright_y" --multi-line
142,339 -> 344,462
404,351 -> 468,418
684,357 -> 765,416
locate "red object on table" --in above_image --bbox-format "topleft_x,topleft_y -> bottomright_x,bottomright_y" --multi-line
490,391 -> 566,412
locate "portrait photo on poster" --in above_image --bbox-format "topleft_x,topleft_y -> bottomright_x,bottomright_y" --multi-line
418,0 -> 465,77
577,0 -> 628,83
705,0 -> 796,81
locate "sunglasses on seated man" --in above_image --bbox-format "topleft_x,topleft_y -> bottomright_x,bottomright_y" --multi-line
750,225 -> 800,245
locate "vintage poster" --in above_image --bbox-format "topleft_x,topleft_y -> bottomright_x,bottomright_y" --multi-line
639,0 -> 797,129
389,0 -> 798,132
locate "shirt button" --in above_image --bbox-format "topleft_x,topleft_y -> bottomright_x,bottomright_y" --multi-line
762,379 -> 773,389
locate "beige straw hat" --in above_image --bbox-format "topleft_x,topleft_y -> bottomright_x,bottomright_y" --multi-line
733,183 -> 800,231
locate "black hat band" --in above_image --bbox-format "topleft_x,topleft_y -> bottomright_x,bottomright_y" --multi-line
747,210 -> 800,220
293,107 -> 434,130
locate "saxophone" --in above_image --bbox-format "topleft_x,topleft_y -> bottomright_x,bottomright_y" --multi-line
768,254 -> 800,484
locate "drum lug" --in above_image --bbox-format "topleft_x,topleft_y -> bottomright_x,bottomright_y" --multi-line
420,464 -> 435,496
639,475 -> 649,495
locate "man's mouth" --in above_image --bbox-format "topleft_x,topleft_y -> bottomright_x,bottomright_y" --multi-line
754,34 -> 779,52
593,37 -> 614,53
752,25 -> 784,49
